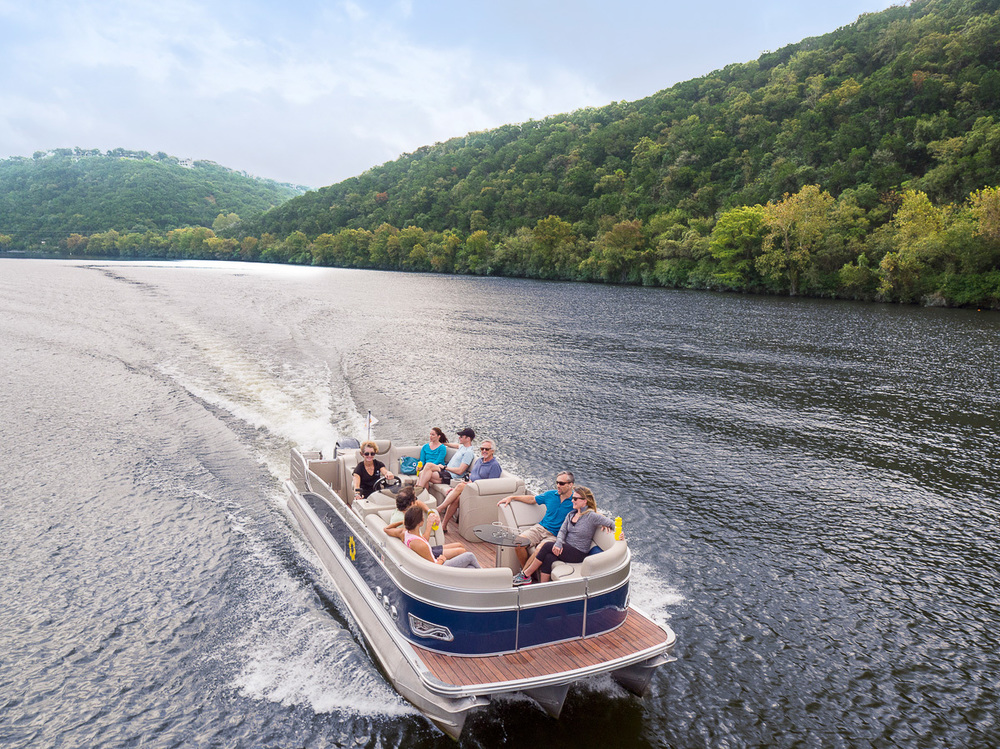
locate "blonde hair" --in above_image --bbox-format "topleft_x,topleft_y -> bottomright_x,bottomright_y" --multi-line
360,440 -> 378,455
575,486 -> 597,513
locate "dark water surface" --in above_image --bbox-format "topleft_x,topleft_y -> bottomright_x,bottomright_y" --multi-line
2,259 -> 998,748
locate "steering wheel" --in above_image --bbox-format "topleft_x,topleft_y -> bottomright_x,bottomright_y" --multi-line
373,475 -> 402,494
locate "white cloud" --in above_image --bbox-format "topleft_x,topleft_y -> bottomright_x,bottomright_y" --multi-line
340,0 -> 367,23
0,0 -> 903,187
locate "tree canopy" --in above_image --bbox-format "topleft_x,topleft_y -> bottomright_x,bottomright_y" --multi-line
0,149 -> 304,246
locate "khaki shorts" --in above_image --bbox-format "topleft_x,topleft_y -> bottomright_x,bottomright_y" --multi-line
519,524 -> 555,549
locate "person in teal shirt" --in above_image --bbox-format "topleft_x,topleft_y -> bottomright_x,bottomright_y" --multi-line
418,427 -> 449,467
416,427 -> 476,491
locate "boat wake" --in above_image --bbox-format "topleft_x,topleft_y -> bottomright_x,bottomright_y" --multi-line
149,319 -> 413,722
155,327 -> 364,480
231,613 -> 412,718
628,559 -> 684,625
219,491 -> 415,721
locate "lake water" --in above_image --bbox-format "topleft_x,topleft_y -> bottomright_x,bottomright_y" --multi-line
2,258 -> 999,748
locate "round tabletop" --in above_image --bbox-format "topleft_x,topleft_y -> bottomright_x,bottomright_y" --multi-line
473,523 -> 529,547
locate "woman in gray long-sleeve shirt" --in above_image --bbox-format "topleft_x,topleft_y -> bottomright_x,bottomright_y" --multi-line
512,486 -> 614,585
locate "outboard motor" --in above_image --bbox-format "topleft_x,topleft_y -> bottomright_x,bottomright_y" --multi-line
333,437 -> 360,459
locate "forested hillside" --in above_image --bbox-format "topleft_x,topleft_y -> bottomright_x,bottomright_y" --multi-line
7,0 -> 1000,307
227,0 -> 999,307
0,149 -> 303,247
257,0 -> 1000,241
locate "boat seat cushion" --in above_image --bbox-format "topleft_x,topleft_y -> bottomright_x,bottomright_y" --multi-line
550,533 -> 627,580
455,473 -> 526,542
365,514 -> 512,589
497,496 -> 546,531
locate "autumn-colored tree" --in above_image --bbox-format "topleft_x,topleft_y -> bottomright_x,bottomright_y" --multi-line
65,233 -> 88,253
205,236 -> 238,260
970,186 -> 1000,241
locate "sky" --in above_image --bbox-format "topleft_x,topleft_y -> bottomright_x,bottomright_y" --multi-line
0,0 -> 904,189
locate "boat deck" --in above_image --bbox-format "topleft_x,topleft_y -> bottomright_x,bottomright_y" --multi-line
441,527 -> 499,568
412,608 -> 669,687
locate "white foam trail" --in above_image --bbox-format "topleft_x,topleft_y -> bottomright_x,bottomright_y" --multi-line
232,615 -> 412,717
222,493 -> 415,719
156,325 -> 363,477
628,559 -> 684,626
150,313 -> 412,720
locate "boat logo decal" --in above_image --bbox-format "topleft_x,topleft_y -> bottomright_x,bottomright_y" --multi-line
348,535 -> 356,562
408,614 -> 454,642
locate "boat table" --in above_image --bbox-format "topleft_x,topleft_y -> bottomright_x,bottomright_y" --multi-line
473,523 -> 530,567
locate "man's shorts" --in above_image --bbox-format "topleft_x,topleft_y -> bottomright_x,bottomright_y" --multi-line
519,524 -> 555,549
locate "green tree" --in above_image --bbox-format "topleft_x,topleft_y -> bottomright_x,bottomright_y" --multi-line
116,232 -> 146,258
398,226 -> 431,270
877,190 -> 945,301
969,186 -> 1000,241
530,215 -> 578,278
310,233 -> 337,265
580,220 -> 648,283
757,185 -> 834,295
87,229 -> 122,256
333,228 -> 374,267
838,253 -> 879,299
369,223 -> 400,268
428,231 -> 460,272
280,230 -> 310,263
167,226 -> 215,258
493,227 -> 534,276
212,212 -> 240,233
457,230 -> 494,274
709,205 -> 767,289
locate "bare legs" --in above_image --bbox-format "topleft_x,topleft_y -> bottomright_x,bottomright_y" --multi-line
515,538 -> 531,567
415,463 -> 445,491
438,543 -> 467,560
436,480 -> 468,533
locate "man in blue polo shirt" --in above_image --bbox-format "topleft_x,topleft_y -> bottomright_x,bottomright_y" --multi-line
497,471 -> 575,568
